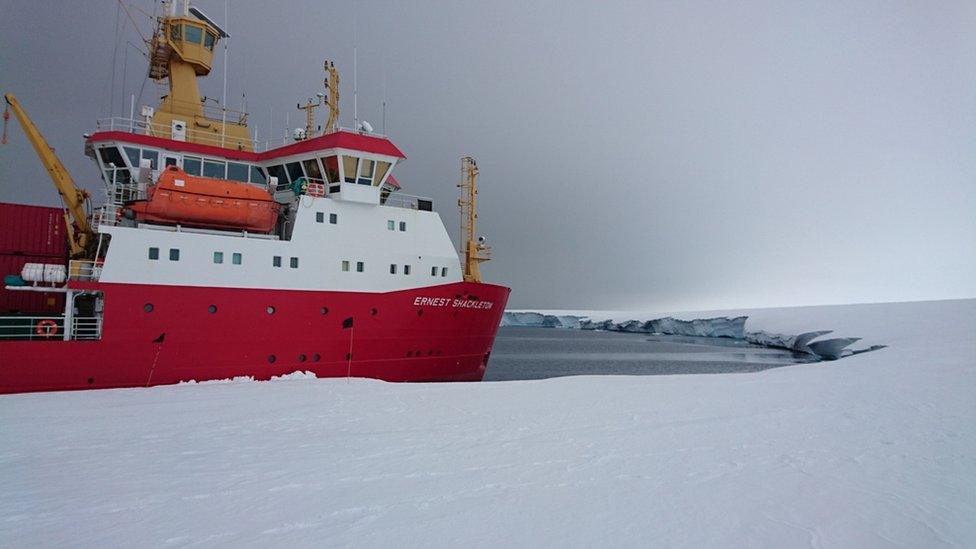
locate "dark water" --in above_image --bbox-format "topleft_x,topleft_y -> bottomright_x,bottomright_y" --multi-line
484,327 -> 816,381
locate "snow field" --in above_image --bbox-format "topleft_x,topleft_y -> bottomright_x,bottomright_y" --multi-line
1,299 -> 974,547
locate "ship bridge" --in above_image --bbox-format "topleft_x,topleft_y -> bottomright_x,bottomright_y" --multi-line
85,125 -> 409,212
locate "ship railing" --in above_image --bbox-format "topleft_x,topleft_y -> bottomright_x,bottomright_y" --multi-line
383,193 -> 434,211
92,204 -> 122,231
0,316 -> 101,341
95,117 -> 251,151
68,260 -> 102,282
71,316 -> 103,340
95,117 -> 391,154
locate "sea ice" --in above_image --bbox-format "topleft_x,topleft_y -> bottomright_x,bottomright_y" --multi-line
503,311 -> 876,360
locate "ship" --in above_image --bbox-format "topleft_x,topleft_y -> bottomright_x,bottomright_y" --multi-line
0,1 -> 509,394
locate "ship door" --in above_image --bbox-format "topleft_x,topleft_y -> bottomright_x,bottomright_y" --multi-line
162,154 -> 181,169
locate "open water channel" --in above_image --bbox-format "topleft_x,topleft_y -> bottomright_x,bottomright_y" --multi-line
484,327 -> 816,381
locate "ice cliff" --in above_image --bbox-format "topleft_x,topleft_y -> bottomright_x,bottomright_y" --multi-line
500,312 -> 885,361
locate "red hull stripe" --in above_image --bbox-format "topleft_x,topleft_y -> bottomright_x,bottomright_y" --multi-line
0,281 -> 509,394
87,131 -> 406,162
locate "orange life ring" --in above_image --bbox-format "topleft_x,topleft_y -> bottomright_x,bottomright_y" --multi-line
35,319 -> 59,337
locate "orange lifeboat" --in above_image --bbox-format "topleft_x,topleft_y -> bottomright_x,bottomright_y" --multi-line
127,166 -> 279,233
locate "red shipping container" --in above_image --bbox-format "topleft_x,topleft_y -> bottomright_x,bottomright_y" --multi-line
0,253 -> 66,315
0,202 -> 68,258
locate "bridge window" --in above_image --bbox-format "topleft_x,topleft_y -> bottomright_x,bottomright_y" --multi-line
387,220 -> 395,231
232,252 -> 242,265
342,156 -> 359,183
441,267 -> 448,277
227,162 -> 249,183
375,161 -> 391,185
169,248 -> 180,261
213,251 -> 223,264
183,156 -> 202,176
286,162 -> 304,183
399,222 -> 407,232
141,149 -> 159,170
330,213 -> 338,224
123,146 -> 140,167
356,261 -> 364,272
404,265 -> 411,275
431,266 -> 437,276
204,32 -> 216,51
358,159 -> 374,185
303,159 -> 322,181
321,155 -> 340,183
290,257 -> 299,269
184,24 -> 203,45
149,247 -> 159,260
250,166 -> 267,185
316,212 -> 324,223
341,260 -> 350,272
267,164 -> 287,185
390,264 -> 397,274
170,23 -> 182,41
203,159 -> 226,179
273,256 -> 282,267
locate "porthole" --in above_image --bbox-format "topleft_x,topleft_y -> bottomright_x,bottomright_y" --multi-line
320,307 -> 329,315
144,303 -> 154,313
370,308 -> 378,316
87,377 -> 94,384
267,306 -> 275,314
417,309 -> 424,316
268,355 -> 276,363
312,353 -> 320,362
208,305 -> 217,314
345,352 -> 352,360
298,354 -> 307,362
407,350 -> 413,357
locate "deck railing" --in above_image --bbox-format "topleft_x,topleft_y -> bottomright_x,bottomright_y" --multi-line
0,316 -> 102,341
95,117 -> 389,154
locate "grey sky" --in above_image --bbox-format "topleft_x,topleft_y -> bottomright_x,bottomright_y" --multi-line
1,1 -> 973,311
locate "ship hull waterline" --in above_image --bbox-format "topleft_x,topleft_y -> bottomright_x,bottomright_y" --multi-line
0,281 -> 510,394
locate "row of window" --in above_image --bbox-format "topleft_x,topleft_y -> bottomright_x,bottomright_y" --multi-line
265,154 -> 392,189
390,264 -> 412,275
272,256 -> 300,269
315,212 -> 338,224
148,247 -> 179,261
213,251 -> 242,265
387,220 -> 407,232
181,155 -> 267,185
170,23 -> 217,51
151,248 -> 447,277
107,144 -> 268,186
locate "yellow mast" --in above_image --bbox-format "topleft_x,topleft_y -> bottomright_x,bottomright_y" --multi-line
3,94 -> 93,258
324,60 -> 340,133
458,156 -> 492,282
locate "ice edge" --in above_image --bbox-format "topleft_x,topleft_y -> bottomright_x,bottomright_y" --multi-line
500,312 -> 886,361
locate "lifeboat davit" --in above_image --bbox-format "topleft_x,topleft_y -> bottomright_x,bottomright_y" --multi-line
127,166 -> 279,233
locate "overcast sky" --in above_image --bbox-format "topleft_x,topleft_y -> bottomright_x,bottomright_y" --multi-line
1,1 -> 973,311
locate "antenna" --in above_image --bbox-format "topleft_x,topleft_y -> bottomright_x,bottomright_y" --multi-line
220,0 -> 228,147
353,4 -> 358,130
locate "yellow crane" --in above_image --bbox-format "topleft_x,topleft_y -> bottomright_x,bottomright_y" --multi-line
458,156 -> 492,282
3,93 -> 94,258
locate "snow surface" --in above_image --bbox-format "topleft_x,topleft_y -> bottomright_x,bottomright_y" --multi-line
2,299 -> 974,547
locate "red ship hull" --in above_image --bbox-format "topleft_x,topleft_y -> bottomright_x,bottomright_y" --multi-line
0,281 -> 509,394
